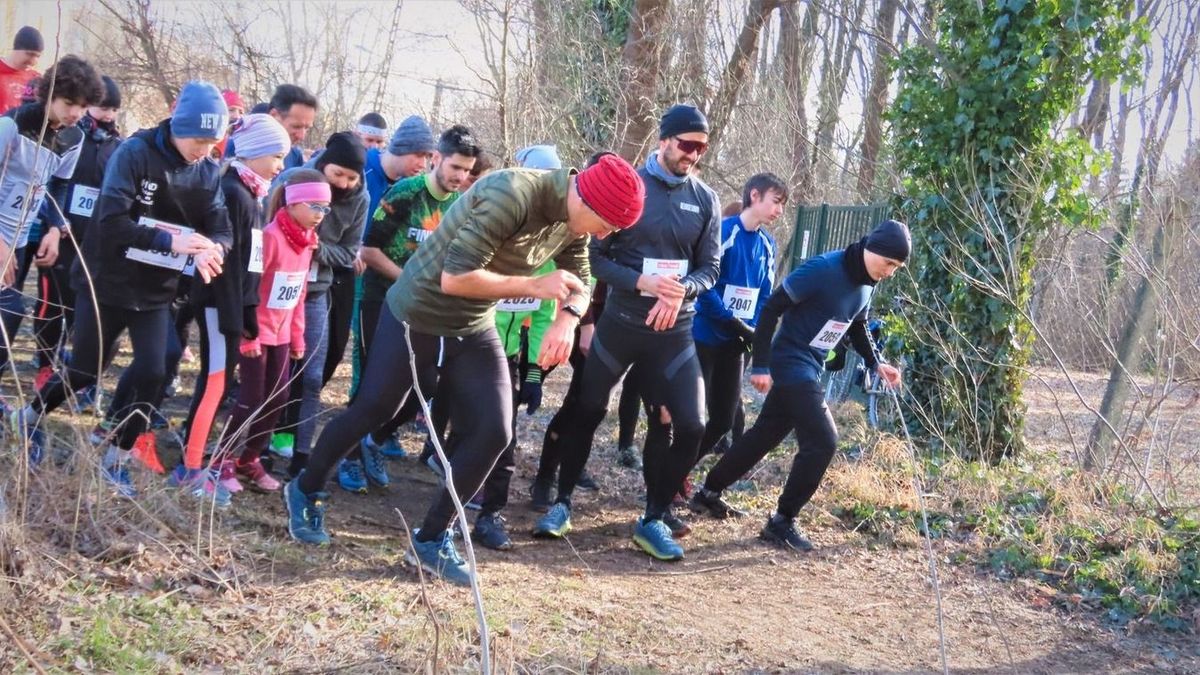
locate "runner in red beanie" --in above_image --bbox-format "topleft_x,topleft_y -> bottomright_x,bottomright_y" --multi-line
576,153 -> 645,229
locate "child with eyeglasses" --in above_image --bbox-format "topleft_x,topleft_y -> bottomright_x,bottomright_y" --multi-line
219,169 -> 328,493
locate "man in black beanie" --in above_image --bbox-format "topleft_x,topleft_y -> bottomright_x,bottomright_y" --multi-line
271,131 -> 367,477
1,26 -> 43,113
690,219 -> 908,552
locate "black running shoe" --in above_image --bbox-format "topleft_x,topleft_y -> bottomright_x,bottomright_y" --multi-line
759,515 -> 814,552
662,508 -> 692,537
577,469 -> 599,491
688,488 -> 747,519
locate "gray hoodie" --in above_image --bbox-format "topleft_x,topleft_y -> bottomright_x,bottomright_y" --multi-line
275,159 -> 367,296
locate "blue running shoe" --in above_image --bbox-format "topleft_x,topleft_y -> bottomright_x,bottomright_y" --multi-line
149,409 -> 169,430
168,465 -> 232,508
101,461 -> 137,498
532,502 -> 572,538
70,385 -> 97,414
337,458 -> 368,493
633,517 -> 684,561
405,529 -> 472,586
282,476 -> 330,545
379,434 -> 408,459
358,434 -> 391,487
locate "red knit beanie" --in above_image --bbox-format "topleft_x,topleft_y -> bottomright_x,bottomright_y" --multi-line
576,154 -> 645,229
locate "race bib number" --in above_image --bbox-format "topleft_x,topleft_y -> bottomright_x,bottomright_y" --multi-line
640,258 -> 688,297
307,261 -> 319,283
126,217 -> 194,272
722,285 -> 759,320
809,319 -> 851,350
266,271 -> 306,310
69,185 -> 100,218
496,297 -> 541,313
1,181 -> 46,221
248,229 -> 264,273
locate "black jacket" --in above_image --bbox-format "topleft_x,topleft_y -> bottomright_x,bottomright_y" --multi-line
61,114 -> 122,280
78,119 -> 232,311
190,169 -> 262,337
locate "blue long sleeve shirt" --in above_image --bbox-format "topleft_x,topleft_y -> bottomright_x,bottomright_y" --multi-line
693,215 -> 776,346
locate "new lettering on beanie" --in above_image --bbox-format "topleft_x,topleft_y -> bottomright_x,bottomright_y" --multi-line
171,81 -> 229,140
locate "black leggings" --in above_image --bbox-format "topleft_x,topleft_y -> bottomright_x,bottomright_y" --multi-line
696,340 -> 747,454
357,295 -> 418,446
299,307 -> 513,540
33,249 -> 77,369
555,311 -> 705,520
35,300 -> 170,450
322,268 -> 356,385
616,365 -> 645,449
703,380 -> 837,519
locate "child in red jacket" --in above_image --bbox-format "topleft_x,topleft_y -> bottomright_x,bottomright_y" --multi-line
223,168 -> 328,492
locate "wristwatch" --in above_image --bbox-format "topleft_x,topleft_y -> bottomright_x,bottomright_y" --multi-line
562,301 -> 585,318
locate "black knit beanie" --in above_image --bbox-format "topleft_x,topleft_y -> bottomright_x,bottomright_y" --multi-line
14,26 -> 43,52
318,131 -> 366,173
864,219 -> 912,262
99,75 -> 121,109
658,104 -> 709,139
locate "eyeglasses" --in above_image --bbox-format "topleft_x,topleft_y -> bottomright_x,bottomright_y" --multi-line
304,203 -> 332,215
674,138 -> 708,156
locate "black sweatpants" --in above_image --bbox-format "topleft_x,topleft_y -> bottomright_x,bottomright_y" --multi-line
696,340 -> 747,454
35,300 -> 170,450
703,380 -> 837,519
322,268 -> 356,386
555,311 -> 705,521
299,307 -> 513,540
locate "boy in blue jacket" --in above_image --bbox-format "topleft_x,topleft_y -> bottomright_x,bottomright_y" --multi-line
692,173 -> 787,459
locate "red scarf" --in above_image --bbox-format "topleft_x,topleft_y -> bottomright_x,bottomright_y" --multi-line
275,207 -> 319,253
231,160 -> 272,199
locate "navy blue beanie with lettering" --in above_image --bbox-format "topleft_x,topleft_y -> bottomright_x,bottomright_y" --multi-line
171,81 -> 229,140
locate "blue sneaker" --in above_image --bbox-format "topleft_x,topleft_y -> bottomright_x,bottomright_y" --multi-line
149,409 -> 169,430
101,461 -> 137,498
70,385 -> 97,414
358,434 -> 391,487
9,406 -> 45,466
404,529 -> 472,586
282,476 -> 330,545
337,458 -> 368,493
532,502 -> 572,538
167,465 -> 232,508
633,517 -> 684,561
379,434 -> 408,459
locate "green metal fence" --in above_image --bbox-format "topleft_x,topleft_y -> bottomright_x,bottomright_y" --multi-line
785,203 -> 891,271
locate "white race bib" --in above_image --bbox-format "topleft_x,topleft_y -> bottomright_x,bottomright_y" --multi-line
126,217 -> 194,272
248,229 -> 264,274
640,258 -> 688,297
266,270 -> 306,310
1,181 -> 46,221
307,261 -> 319,283
496,297 -> 541,313
69,185 -> 100,218
809,319 -> 851,350
722,285 -> 759,320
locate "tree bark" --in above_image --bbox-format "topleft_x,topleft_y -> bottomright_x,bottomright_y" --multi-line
706,0 -> 788,155
616,0 -> 672,163
856,0 -> 899,199
777,1 -> 818,203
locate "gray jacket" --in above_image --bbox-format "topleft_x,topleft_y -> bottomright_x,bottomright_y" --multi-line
275,159 -> 366,296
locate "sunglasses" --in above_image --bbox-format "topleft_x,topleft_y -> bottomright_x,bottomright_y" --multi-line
674,138 -> 708,155
304,202 -> 332,215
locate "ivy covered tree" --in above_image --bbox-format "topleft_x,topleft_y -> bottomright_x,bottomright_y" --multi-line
890,0 -> 1142,461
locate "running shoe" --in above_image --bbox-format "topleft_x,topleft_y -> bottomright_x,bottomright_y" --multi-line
617,445 -> 641,470
282,476 -> 330,545
662,508 -> 692,538
405,528 -> 472,586
216,458 -> 244,493
577,469 -> 600,491
633,517 -> 684,561
269,432 -> 295,459
167,465 -> 232,508
532,502 -> 572,538
235,457 -> 282,492
689,487 -> 748,519
101,451 -> 137,499
379,434 -> 408,459
9,406 -> 45,466
759,514 -> 814,552
473,513 -> 513,551
131,431 -> 165,474
358,434 -> 391,487
337,458 -> 368,493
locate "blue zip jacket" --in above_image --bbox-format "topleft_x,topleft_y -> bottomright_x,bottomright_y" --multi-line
693,214 -> 776,346
361,147 -> 394,238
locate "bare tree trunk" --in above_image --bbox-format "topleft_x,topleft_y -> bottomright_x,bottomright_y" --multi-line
616,0 -> 672,162
97,0 -> 178,106
706,0 -> 788,156
812,0 -> 867,194
856,0 -> 898,199
778,1 -> 818,203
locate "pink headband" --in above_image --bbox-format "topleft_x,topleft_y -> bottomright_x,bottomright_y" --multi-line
285,182 -> 332,205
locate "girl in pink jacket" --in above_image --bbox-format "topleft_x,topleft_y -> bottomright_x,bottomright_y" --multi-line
224,168 -> 328,492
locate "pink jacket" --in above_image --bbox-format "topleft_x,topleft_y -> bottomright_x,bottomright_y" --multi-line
242,217 -> 313,354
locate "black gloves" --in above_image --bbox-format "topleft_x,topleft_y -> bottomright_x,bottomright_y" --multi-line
519,365 -> 544,414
